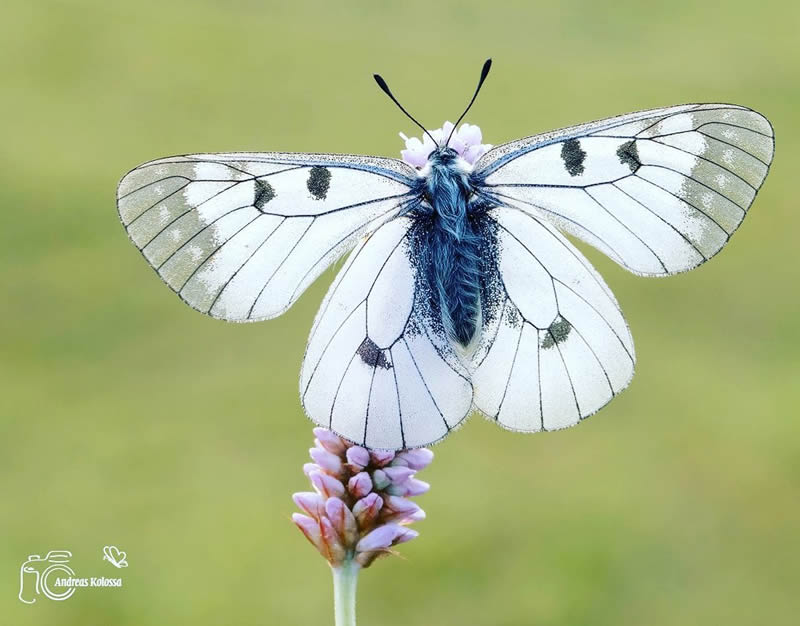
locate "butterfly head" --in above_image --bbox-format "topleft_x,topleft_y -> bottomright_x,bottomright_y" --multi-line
374,59 -> 493,171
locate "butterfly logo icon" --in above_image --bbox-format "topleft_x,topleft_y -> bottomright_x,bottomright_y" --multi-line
117,59 -> 773,450
102,546 -> 128,568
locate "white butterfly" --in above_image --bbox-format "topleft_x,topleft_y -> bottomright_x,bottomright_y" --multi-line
117,60 -> 774,450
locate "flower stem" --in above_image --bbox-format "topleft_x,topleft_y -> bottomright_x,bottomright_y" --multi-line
331,559 -> 359,626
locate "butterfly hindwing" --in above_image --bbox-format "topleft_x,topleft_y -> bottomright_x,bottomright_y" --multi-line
117,152 -> 415,321
478,104 -> 774,276
472,207 -> 635,432
301,217 -> 473,450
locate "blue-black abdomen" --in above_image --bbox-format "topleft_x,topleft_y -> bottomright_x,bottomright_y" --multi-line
408,150 -> 493,348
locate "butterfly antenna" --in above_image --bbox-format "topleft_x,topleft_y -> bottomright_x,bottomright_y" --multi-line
446,58 -> 493,147
373,73 -> 438,145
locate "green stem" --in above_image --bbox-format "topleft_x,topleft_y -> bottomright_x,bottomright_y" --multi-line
331,559 -> 359,626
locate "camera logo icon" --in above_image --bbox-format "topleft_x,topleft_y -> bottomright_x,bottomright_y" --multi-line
18,550 -> 76,604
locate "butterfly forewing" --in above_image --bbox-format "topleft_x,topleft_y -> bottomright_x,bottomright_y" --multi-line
477,104 -> 774,276
117,152 -> 415,321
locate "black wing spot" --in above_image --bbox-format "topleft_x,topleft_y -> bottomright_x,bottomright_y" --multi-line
307,166 -> 331,200
542,316 -> 572,349
616,140 -> 641,172
357,337 -> 392,369
254,179 -> 276,210
561,139 -> 586,177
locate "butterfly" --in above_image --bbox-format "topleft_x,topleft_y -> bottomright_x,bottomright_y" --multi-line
117,59 -> 774,450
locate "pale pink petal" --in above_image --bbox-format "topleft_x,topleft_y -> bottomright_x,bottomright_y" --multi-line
356,524 -> 406,552
309,471 -> 345,498
393,449 -> 434,470
382,495 -> 425,523
459,123 -> 482,145
383,466 -> 415,484
309,446 -> 342,475
319,516 -> 346,564
292,492 -> 325,519
352,492 -> 383,528
292,514 -> 324,553
441,121 -> 455,139
391,528 -> 419,546
346,446 -> 371,469
303,463 -> 321,477
400,149 -> 426,168
403,478 -> 430,496
348,472 -> 373,498
370,450 -> 395,467
325,497 -> 359,545
449,135 -> 467,155
313,428 -> 347,454
371,469 -> 390,490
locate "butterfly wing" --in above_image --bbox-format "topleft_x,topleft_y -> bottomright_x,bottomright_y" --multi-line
301,217 -> 473,449
472,206 -> 634,431
117,152 -> 415,321
477,104 -> 774,275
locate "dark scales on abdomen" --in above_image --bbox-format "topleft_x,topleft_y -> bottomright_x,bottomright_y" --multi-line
307,166 -> 331,200
357,337 -> 391,369
561,138 -> 587,176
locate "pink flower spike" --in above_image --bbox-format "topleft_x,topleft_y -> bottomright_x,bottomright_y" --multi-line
356,524 -> 406,553
393,448 -> 434,470
346,446 -> 370,469
383,466 -> 415,484
352,492 -> 383,528
310,446 -> 342,475
348,472 -> 373,498
313,427 -> 347,454
325,497 -> 358,545
370,450 -> 395,467
309,471 -> 345,499
292,492 -> 325,519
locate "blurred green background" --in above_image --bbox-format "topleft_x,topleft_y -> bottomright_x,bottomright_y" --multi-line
1,1 -> 798,624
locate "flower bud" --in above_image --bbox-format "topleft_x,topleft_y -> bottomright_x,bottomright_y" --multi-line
325,497 -> 358,546
313,427 -> 347,454
383,466 -> 415,484
292,492 -> 325,519
347,472 -> 373,498
352,493 -> 383,528
371,469 -> 390,490
393,448 -> 434,470
310,446 -> 343,475
309,471 -> 345,499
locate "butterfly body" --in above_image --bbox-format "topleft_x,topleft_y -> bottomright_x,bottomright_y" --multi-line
408,148 -> 492,348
